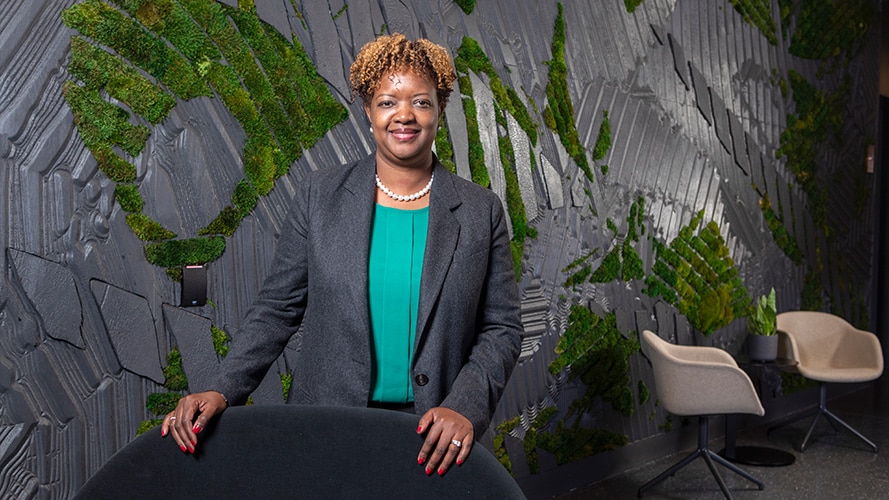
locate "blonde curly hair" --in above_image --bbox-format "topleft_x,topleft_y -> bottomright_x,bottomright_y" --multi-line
350,33 -> 456,110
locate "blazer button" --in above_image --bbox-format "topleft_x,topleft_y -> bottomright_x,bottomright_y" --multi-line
415,374 -> 429,386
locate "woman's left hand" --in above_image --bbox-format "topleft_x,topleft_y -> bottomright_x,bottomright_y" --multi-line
416,407 -> 474,476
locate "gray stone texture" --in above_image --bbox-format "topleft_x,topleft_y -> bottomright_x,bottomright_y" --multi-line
0,0 -> 881,497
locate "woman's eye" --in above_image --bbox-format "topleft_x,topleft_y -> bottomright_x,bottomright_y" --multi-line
414,99 -> 431,108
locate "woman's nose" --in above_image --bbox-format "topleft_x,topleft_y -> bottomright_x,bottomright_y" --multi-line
395,102 -> 414,122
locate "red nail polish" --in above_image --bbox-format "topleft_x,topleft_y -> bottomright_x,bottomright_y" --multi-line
179,444 -> 187,453
416,425 -> 423,433
456,458 -> 463,466
161,428 -> 167,437
425,467 -> 432,476
190,439 -> 196,446
193,424 -> 202,434
418,456 -> 425,465
438,468 -> 445,476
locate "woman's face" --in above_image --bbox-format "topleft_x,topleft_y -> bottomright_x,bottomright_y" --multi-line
365,69 -> 440,171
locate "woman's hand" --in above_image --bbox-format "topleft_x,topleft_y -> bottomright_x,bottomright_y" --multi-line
160,391 -> 227,453
416,407 -> 474,476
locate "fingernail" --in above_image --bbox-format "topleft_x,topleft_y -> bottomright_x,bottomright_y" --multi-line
416,425 -> 423,433
179,444 -> 187,453
456,458 -> 463,466
193,424 -> 202,434
425,467 -> 432,476
161,428 -> 167,437
418,456 -> 425,465
190,439 -> 196,446
437,468 -> 445,476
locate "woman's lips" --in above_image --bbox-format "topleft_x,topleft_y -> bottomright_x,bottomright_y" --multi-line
390,128 -> 419,140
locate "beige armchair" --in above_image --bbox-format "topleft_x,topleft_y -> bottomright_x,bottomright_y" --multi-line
771,311 -> 883,452
638,330 -> 765,499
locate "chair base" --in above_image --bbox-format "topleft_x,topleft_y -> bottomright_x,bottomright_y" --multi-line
638,417 -> 763,499
768,383 -> 878,453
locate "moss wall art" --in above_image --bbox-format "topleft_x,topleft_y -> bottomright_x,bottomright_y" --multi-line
0,0 -> 881,497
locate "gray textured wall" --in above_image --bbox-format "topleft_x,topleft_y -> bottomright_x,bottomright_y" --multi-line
0,0 -> 881,498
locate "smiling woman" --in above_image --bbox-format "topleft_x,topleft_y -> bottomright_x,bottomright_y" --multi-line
162,32 -> 523,482
351,33 -> 457,210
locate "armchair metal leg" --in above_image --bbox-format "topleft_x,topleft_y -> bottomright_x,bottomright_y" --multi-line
770,383 -> 877,453
638,417 -> 763,499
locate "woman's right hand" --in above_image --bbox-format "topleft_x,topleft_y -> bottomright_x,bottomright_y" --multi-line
160,391 -> 228,453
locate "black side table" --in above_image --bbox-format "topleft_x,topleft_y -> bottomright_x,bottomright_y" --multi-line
720,357 -> 797,466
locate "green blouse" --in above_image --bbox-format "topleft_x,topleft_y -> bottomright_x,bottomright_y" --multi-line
368,203 -> 429,403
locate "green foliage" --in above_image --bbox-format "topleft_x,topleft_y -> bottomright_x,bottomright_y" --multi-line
232,179 -> 259,216
454,73 -> 489,187
280,372 -> 292,402
137,418 -> 164,435
624,0 -> 644,13
592,110 -> 611,161
163,349 -> 189,391
801,267 -> 824,311
145,236 -> 226,267
759,195 -> 803,263
63,82 -> 148,178
544,4 -> 592,182
146,391 -> 182,415
455,0 -> 476,14
61,0 -> 347,274
781,371 -> 817,395
211,325 -> 230,357
621,240 -> 644,281
637,380 -> 649,405
126,213 -> 177,241
61,0 -> 209,99
435,115 -> 456,173
776,70 -> 850,230
199,206 -> 243,237
68,36 -> 176,124
643,211 -> 749,336
590,247 -> 621,283
457,37 -> 538,145
538,422 -> 628,465
454,36 -> 539,279
494,417 -> 519,473
528,307 -> 636,463
115,183 -> 144,213
788,0 -> 874,62
550,308 -> 640,418
564,196 -> 647,287
749,288 -> 777,336
729,0 -> 778,45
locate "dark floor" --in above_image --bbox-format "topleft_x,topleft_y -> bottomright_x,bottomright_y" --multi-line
556,379 -> 889,500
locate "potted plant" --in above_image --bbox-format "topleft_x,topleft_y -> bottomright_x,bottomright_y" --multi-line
747,288 -> 778,361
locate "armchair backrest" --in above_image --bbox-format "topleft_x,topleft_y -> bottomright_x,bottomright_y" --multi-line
641,330 -> 764,417
776,311 -> 883,372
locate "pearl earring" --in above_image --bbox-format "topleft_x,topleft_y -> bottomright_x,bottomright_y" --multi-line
369,126 -> 373,133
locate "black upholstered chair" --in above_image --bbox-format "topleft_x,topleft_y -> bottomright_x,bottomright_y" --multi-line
75,405 -> 526,499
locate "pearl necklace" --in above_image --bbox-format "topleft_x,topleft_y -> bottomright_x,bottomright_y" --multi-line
375,173 -> 434,202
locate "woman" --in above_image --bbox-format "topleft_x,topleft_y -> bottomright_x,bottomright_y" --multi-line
162,33 -> 523,477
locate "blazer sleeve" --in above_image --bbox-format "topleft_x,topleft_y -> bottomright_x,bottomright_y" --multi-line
208,179 -> 312,405
439,197 -> 523,435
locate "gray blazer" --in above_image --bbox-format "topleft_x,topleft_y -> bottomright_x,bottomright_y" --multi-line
212,154 -> 523,434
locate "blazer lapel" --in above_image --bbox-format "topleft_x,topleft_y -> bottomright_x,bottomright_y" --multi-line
416,162 -> 462,343
338,155 -> 376,330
